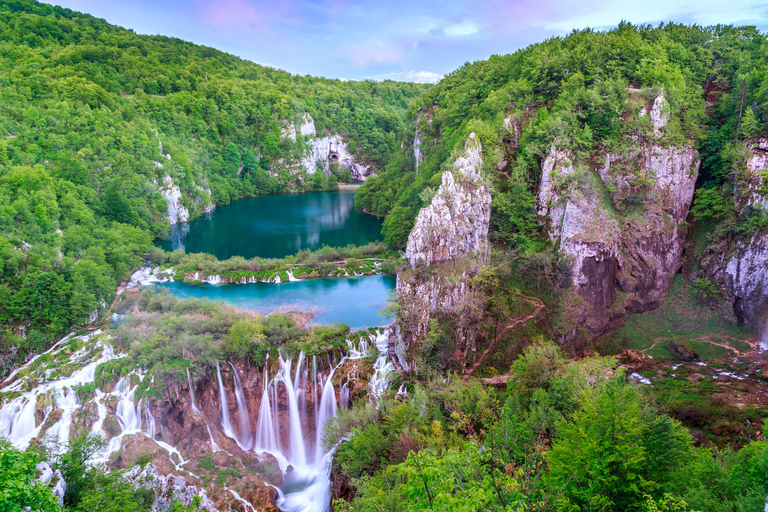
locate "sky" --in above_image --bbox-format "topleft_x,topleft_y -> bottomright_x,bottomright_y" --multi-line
53,0 -> 768,83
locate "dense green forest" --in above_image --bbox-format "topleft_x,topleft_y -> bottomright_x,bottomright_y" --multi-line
0,0 -> 425,375
356,22 -> 768,249
3,2 -> 768,511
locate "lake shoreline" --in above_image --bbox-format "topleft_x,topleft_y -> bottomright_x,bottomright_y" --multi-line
156,189 -> 383,260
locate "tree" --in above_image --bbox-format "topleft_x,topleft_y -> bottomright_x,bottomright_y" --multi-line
0,439 -> 60,512
547,377 -> 652,511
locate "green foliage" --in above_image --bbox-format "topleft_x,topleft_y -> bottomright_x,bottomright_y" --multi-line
0,0 -> 424,375
0,439 -> 59,512
223,318 -> 267,364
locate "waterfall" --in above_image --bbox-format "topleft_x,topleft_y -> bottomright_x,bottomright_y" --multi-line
312,356 -> 319,430
279,355 -> 307,467
216,362 -> 239,445
187,367 -> 203,415
229,362 -> 253,450
206,424 -> 221,453
255,362 -> 278,452
315,372 -> 337,466
142,399 -> 156,439
115,377 -> 140,432
368,330 -> 394,401
340,378 -> 350,409
0,396 -> 39,447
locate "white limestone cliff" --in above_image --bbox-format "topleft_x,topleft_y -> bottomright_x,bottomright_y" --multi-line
405,133 -> 490,267
160,176 -> 214,226
161,175 -> 189,225
396,133 -> 491,352
722,139 -> 768,342
537,91 -> 700,336
281,113 -> 373,181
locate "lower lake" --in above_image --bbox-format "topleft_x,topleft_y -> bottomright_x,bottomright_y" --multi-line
154,274 -> 395,329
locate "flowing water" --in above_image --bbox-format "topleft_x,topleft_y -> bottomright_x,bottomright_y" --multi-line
213,330 -> 394,512
0,328 -> 396,511
761,319 -> 768,352
157,190 -> 383,260
154,275 -> 395,329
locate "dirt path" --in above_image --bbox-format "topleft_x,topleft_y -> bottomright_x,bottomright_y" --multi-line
462,292 -> 545,381
642,333 -> 756,358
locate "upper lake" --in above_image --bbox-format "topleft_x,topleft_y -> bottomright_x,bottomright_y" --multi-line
157,190 -> 383,260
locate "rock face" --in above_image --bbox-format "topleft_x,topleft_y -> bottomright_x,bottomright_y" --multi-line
282,114 -> 373,181
396,133 -> 491,354
405,134 -> 490,267
712,139 -> 768,342
160,175 -> 189,225
537,91 -> 700,337
123,464 -> 217,512
160,175 -> 214,226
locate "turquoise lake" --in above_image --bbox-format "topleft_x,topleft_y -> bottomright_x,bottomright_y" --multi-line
157,190 -> 383,260
154,275 -> 395,328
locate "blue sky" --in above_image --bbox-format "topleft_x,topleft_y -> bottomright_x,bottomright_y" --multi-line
53,0 -> 768,83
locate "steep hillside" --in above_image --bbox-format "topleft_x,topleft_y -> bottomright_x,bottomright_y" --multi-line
357,23 -> 768,350
0,0 -> 426,373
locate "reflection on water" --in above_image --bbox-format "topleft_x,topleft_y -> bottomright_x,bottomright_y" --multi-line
157,191 -> 383,260
154,274 -> 395,328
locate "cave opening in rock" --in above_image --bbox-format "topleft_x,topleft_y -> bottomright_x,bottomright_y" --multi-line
330,153 -> 339,162
733,297 -> 745,327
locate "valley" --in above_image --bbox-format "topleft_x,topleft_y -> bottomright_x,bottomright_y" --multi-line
1,2 -> 768,512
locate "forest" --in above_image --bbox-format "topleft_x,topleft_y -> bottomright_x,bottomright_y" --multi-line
2,1 -> 768,512
0,0 -> 425,376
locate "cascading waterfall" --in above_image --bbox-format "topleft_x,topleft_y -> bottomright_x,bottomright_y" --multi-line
279,355 -> 307,468
0,326 -> 394,512
369,330 -> 394,401
315,372 -> 337,467
216,361 -> 240,447
229,362 -> 253,450
255,359 -> 278,452
340,377 -> 350,409
249,330 -> 394,512
187,367 -> 203,415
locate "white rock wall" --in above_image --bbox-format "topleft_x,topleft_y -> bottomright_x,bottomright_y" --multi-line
282,113 -> 373,181
537,91 -> 700,335
161,175 -> 190,225
397,133 -> 491,351
723,139 -> 768,339
405,133 -> 490,267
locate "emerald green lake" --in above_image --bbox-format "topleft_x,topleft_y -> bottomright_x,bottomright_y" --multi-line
154,275 -> 395,328
157,190 -> 383,260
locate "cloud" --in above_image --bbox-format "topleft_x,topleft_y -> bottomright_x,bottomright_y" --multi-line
444,20 -> 480,36
193,0 -> 260,29
367,70 -> 444,83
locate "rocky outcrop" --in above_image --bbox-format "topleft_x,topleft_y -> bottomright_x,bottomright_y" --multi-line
123,464 -> 217,512
715,139 -> 768,343
160,176 -> 189,225
160,175 -> 214,226
282,114 -> 373,181
405,134 -> 489,267
538,91 -> 700,337
396,133 -> 491,355
36,462 -> 66,506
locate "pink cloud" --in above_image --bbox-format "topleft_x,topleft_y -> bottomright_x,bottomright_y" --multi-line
194,0 -> 260,28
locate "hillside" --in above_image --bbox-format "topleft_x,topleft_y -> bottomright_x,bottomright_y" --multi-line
2,4 -> 768,512
0,0 -> 427,374
357,22 -> 768,350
